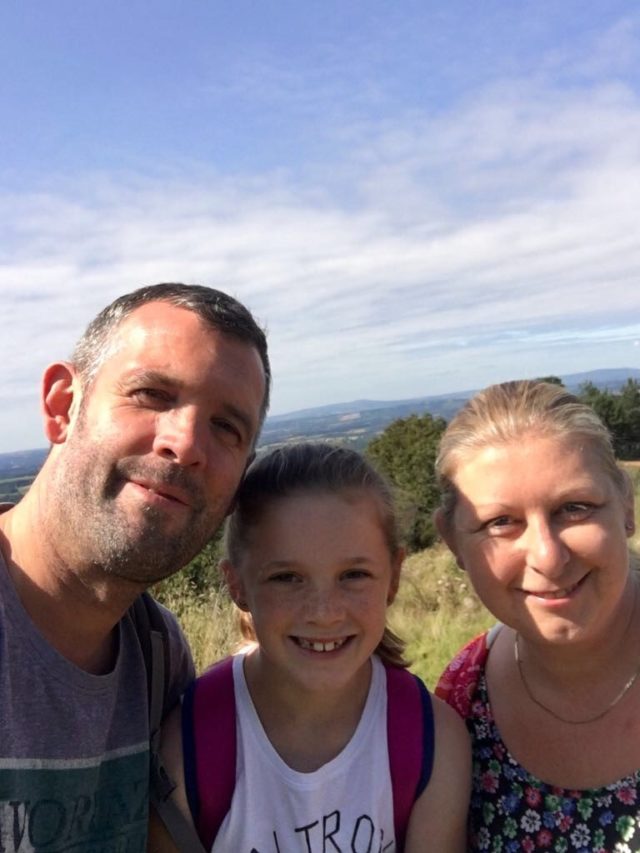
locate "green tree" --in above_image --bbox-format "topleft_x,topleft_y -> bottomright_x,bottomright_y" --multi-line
153,531 -> 226,604
579,380 -> 640,460
366,412 -> 446,552
536,375 -> 564,386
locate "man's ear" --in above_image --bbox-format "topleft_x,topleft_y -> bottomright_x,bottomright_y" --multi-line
41,362 -> 82,444
220,558 -> 249,610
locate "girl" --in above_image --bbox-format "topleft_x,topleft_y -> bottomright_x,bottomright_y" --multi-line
150,442 -> 470,852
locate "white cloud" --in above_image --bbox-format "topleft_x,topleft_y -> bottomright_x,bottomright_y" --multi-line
2,21 -> 640,451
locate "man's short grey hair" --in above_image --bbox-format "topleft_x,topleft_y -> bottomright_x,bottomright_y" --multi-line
71,282 -> 271,423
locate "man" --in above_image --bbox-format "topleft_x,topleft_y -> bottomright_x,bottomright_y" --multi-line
0,283 -> 270,851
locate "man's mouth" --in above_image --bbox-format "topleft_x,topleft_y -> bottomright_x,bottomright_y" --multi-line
130,479 -> 191,507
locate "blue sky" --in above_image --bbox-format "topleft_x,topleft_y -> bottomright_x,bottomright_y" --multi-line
2,1 -> 640,451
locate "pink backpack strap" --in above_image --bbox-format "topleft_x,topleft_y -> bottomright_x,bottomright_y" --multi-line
435,629 -> 493,717
386,665 -> 434,851
182,656 -> 236,850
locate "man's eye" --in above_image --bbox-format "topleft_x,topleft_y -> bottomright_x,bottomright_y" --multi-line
210,419 -> 243,445
133,388 -> 170,406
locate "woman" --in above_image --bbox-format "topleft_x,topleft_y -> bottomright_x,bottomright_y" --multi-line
435,379 -> 640,852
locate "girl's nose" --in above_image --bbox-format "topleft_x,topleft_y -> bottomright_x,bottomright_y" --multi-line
305,584 -> 345,624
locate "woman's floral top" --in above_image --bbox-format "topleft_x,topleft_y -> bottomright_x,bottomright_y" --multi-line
436,631 -> 640,853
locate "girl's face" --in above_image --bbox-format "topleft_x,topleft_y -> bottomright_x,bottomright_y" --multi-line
438,433 -> 635,648
224,489 -> 402,696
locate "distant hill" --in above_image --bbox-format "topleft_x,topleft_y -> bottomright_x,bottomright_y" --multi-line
2,368 -> 639,492
260,367 -> 640,449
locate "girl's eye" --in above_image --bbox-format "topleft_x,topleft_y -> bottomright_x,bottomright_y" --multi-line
268,572 -> 300,584
342,568 -> 372,581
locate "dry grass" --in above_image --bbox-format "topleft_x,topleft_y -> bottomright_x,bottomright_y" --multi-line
390,545 -> 494,686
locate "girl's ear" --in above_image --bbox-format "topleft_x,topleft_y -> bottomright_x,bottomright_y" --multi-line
220,558 -> 249,610
387,547 -> 405,605
41,362 -> 83,444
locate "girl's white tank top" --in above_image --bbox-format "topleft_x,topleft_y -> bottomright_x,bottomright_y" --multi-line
212,653 -> 396,852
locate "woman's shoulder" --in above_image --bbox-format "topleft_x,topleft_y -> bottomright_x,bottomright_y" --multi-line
434,626 -> 500,717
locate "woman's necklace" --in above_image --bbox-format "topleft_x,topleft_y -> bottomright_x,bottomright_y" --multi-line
514,625 -> 640,726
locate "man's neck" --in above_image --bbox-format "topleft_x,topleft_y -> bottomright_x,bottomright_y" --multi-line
0,485 -> 142,673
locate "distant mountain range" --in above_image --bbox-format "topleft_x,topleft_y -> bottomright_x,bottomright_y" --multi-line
1,368 -> 639,491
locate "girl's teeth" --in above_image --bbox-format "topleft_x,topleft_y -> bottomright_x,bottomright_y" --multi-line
298,638 -> 345,652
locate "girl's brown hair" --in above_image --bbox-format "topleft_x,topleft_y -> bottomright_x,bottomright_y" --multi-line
225,442 -> 408,668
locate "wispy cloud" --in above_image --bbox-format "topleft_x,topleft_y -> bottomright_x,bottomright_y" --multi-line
2,12 -> 640,451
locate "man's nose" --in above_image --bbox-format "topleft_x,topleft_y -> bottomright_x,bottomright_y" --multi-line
152,408 -> 207,468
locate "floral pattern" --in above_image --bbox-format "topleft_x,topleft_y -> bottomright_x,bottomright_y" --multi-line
438,632 -> 640,852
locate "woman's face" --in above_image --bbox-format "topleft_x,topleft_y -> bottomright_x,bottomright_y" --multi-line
440,433 -> 635,646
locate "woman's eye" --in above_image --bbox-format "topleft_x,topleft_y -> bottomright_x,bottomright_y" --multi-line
484,516 -> 516,534
560,502 -> 594,520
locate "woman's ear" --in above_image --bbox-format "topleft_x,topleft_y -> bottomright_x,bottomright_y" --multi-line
621,470 -> 636,538
434,507 -> 465,571
220,558 -> 249,610
41,362 -> 82,444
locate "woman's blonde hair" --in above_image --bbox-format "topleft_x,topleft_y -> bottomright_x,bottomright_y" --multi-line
225,442 -> 408,668
436,379 -> 629,525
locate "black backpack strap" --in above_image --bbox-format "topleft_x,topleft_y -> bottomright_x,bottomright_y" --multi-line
131,591 -> 171,733
130,593 -> 208,853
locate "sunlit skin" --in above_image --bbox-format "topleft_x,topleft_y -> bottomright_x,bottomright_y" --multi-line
440,433 -> 635,650
3,301 -> 267,596
224,490 -> 402,703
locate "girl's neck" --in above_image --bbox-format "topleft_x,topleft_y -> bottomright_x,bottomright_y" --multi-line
242,651 -> 373,772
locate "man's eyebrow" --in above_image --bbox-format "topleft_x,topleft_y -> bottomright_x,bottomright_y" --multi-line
119,369 -> 182,389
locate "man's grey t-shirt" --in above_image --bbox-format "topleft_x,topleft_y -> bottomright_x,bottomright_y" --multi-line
0,550 -> 194,852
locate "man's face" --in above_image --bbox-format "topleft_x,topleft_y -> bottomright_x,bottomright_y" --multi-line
49,301 -> 266,585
